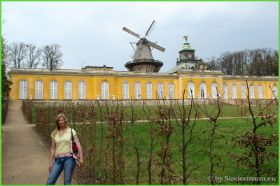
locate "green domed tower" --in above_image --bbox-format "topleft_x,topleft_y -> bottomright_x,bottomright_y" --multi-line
167,35 -> 207,73
176,35 -> 197,69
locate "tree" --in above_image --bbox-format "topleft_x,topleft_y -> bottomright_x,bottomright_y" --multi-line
171,90 -> 205,184
207,48 -> 278,76
8,42 -> 28,68
206,56 -> 220,71
231,81 -> 278,183
199,88 -> 223,185
42,44 -> 63,71
220,52 -> 234,75
271,50 -> 278,76
249,49 -> 262,76
26,44 -> 42,68
1,37 -> 12,100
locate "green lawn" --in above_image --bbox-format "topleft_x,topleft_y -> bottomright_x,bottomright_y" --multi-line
32,101 -> 275,122
71,118 -> 278,184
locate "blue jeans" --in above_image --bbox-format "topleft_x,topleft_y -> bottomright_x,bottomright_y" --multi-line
46,157 -> 76,185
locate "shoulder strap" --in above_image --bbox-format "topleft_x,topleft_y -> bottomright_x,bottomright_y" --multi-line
71,129 -> 74,141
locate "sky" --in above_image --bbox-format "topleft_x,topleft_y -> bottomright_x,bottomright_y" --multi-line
2,2 -> 278,72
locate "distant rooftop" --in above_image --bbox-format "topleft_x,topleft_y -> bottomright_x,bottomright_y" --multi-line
82,65 -> 113,71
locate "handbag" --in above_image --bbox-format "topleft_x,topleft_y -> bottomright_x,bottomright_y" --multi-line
71,129 -> 79,156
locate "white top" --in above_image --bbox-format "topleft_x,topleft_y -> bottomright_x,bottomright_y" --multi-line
51,127 -> 76,156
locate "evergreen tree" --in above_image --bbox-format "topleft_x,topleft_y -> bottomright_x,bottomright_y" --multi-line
2,37 -> 12,100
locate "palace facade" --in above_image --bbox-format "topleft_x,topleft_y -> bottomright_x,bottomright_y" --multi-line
8,38 -> 278,101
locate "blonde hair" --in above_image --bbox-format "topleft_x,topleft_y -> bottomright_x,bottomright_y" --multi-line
55,113 -> 67,130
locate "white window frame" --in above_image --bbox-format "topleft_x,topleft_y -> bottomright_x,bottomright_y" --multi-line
211,82 -> 218,98
78,81 -> 86,99
187,82 -> 195,98
258,85 -> 263,99
122,81 -> 129,99
232,84 -> 237,99
35,80 -> 43,99
168,83 -> 174,99
249,85 -> 255,99
158,83 -> 164,99
241,85 -> 246,99
64,81 -> 72,99
200,82 -> 206,98
50,80 -> 58,99
134,82 -> 141,99
223,84 -> 228,100
146,82 -> 153,99
272,85 -> 278,99
101,81 -> 109,99
19,80 -> 28,99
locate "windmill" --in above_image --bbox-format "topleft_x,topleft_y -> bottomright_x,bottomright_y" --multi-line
122,20 -> 165,72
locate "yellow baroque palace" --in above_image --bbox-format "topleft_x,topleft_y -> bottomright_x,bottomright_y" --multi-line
8,38 -> 278,101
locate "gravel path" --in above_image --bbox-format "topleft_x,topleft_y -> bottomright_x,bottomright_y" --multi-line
2,101 -> 76,184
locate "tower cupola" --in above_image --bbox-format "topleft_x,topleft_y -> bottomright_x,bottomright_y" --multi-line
177,35 -> 196,65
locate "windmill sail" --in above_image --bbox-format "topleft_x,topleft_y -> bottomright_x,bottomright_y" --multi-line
122,20 -> 165,72
147,40 -> 165,52
122,27 -> 141,38
145,20 -> 155,37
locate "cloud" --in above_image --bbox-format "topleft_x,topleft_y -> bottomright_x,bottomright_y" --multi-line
2,1 -> 278,72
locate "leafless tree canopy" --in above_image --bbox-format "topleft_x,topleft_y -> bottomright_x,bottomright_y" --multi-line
26,44 -> 42,68
8,42 -> 27,68
42,44 -> 63,71
6,42 -> 63,70
206,48 -> 278,76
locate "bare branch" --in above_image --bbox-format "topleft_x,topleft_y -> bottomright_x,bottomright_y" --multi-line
42,44 -> 63,71
26,44 -> 42,68
8,42 -> 27,68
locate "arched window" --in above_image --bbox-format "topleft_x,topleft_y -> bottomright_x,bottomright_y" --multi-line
50,80 -> 58,99
168,83 -> 174,99
223,84 -> 228,100
241,84 -> 246,99
200,82 -> 206,98
272,85 -> 278,99
146,82 -> 153,99
158,83 -> 164,99
64,81 -> 72,99
211,82 -> 218,98
232,84 -> 237,99
101,81 -> 109,99
249,85 -> 254,99
19,80 -> 28,99
258,85 -> 263,99
122,81 -> 129,99
35,80 -> 43,99
78,81 -> 86,99
187,82 -> 195,98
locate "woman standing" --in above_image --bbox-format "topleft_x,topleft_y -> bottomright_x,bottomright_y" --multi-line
46,113 -> 83,185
